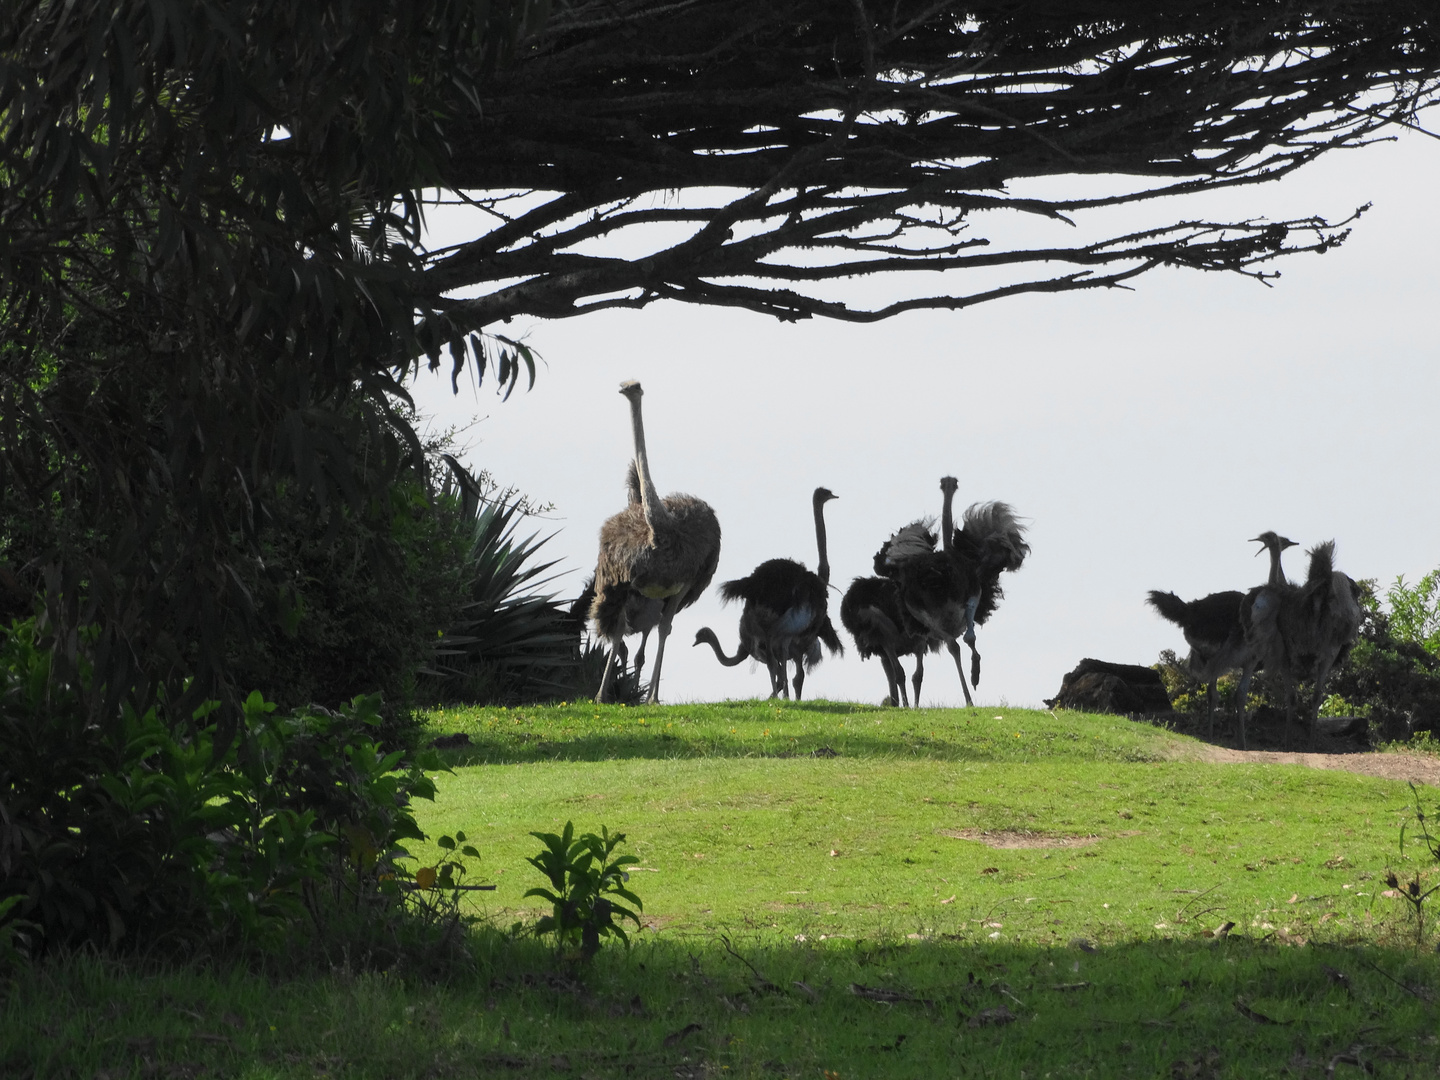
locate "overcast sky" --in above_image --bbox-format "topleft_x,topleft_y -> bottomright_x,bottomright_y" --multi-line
409,121 -> 1439,709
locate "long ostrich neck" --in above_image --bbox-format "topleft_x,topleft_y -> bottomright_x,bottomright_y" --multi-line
813,496 -> 831,587
627,391 -> 671,527
940,484 -> 955,554
1267,540 -> 1287,587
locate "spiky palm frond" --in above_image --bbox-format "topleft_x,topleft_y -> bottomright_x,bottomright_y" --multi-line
427,491 -> 580,704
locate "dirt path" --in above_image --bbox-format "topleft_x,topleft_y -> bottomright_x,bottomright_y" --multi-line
1188,745 -> 1440,788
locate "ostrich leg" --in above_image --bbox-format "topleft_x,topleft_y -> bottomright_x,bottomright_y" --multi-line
1205,679 -> 1218,739
632,631 -> 651,680
878,653 -> 905,707
792,659 -> 806,701
964,597 -> 981,687
596,642 -> 623,704
945,639 -> 975,707
1234,662 -> 1257,751
645,598 -> 682,705
911,652 -> 926,709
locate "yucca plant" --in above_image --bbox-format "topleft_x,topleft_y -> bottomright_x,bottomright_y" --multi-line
427,482 -> 581,705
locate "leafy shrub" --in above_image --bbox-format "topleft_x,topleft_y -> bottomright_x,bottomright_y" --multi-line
524,822 -> 642,960
1387,570 -> 1440,655
0,617 -> 455,961
1329,578 -> 1440,742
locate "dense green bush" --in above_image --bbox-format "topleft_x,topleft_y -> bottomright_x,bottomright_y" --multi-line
1329,576 -> 1440,742
0,617 -> 454,962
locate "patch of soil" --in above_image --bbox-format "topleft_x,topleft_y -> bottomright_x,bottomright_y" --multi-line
940,829 -> 1099,849
1190,746 -> 1440,788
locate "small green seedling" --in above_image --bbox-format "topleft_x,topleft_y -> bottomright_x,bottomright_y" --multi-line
524,821 -> 642,959
1389,782 -> 1440,948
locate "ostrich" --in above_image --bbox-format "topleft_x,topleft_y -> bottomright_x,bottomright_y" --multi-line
1147,531 -> 1297,742
591,381 -> 721,704
839,575 -> 938,707
878,478 -> 1029,707
1242,540 -> 1363,749
693,488 -> 843,700
577,465 -> 664,692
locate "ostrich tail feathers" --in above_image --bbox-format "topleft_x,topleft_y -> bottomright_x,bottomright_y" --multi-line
590,578 -> 631,638
1305,541 -> 1336,585
818,615 -> 844,657
961,501 -> 1030,573
974,580 -> 1003,625
718,577 -> 752,605
1146,590 -> 1190,626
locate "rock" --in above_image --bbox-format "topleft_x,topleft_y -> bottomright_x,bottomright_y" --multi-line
1046,658 -> 1172,716
428,732 -> 472,749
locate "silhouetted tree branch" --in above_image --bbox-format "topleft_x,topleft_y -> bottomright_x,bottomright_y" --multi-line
416,0 -> 1440,349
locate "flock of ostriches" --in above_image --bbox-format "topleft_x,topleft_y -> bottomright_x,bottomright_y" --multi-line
585,382 -> 1362,751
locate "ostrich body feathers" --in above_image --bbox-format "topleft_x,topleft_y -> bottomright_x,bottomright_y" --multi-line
591,492 -> 720,638
1147,588 -> 1250,685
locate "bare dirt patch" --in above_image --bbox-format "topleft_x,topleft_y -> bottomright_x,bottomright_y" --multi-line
940,829 -> 1099,849
1188,746 -> 1440,788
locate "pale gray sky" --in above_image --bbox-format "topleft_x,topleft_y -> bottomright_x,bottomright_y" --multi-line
410,124 -> 1439,709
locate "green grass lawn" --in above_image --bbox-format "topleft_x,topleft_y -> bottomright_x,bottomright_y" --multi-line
5,702 -> 1438,1079
417,702 -> 1428,948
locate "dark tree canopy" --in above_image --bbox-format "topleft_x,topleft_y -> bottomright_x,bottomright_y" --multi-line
1,0 -> 1437,728
423,0 -> 1440,333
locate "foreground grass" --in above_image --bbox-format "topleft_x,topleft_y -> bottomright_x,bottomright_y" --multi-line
5,938 -> 1438,1078
6,702 -> 1438,1078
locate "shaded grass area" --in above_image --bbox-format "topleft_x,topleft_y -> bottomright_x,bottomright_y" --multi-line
4,939 -> 1438,1078
419,700 -> 1192,765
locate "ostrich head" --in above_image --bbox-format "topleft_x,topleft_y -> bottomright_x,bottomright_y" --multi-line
813,487 -> 837,506
1250,531 -> 1297,556
619,380 -> 643,400
939,476 -> 958,497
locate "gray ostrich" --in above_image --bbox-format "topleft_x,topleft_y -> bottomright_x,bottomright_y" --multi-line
1148,531 -> 1296,743
693,487 -> 843,700
578,464 -> 663,691
1242,540 -> 1363,749
878,477 -> 1029,707
590,381 -> 721,704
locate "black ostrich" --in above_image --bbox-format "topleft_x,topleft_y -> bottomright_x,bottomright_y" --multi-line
1242,539 -> 1363,749
877,477 -> 1029,707
694,487 -> 843,700
839,575 -> 938,707
1147,531 -> 1297,741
